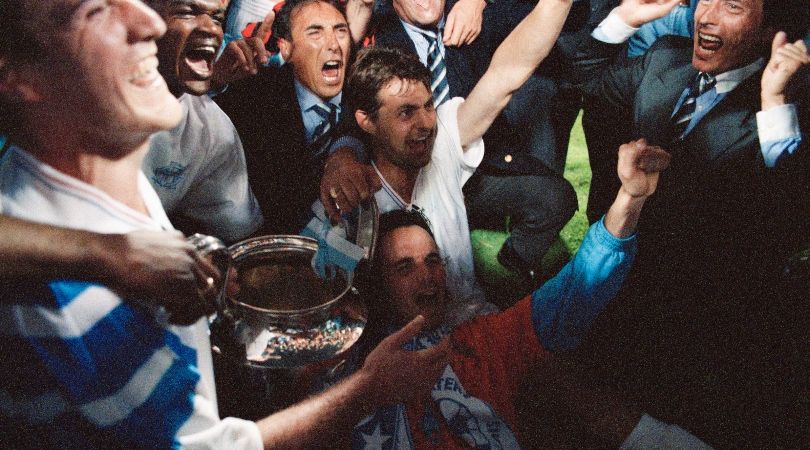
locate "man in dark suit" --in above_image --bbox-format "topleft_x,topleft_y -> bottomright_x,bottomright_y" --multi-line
569,0 -> 810,446
216,0 -> 357,234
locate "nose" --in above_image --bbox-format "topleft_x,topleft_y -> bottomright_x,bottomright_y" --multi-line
696,0 -> 720,27
118,0 -> 167,43
196,12 -> 222,37
325,28 -> 340,53
415,106 -> 435,130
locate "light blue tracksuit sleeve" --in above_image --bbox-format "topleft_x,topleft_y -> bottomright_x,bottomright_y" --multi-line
531,218 -> 637,352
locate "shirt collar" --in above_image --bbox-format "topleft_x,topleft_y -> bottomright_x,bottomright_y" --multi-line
400,15 -> 445,40
712,57 -> 764,94
293,79 -> 342,112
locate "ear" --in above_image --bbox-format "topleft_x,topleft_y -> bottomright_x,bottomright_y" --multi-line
355,109 -> 376,134
0,60 -> 42,103
277,38 -> 292,61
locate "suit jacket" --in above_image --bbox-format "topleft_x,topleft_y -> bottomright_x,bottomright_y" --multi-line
215,65 -> 339,234
574,35 -> 810,447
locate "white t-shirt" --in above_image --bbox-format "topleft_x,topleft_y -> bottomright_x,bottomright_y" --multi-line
0,148 -> 262,449
143,93 -> 263,243
374,97 -> 497,325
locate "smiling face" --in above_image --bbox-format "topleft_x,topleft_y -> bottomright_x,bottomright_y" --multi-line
363,77 -> 436,172
392,0 -> 444,29
280,1 -> 350,101
692,0 -> 767,74
378,225 -> 448,329
150,0 -> 227,96
18,0 -> 182,151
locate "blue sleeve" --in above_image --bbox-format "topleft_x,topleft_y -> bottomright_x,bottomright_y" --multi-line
531,218 -> 637,352
627,4 -> 694,57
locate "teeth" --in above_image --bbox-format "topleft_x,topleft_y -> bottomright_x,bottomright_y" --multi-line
130,56 -> 158,82
323,61 -> 339,69
699,33 -> 721,43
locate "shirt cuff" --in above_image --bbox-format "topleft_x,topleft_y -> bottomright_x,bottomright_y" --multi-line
757,103 -> 800,143
593,215 -> 637,252
592,8 -> 639,44
328,135 -> 366,161
620,414 -> 714,450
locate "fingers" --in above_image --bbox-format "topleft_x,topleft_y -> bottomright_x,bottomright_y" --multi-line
383,315 -> 426,348
770,31 -> 788,61
443,14 -> 458,46
464,26 -> 480,45
320,184 -> 342,224
635,144 -> 671,173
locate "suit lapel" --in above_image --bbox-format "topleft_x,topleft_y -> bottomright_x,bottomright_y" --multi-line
635,63 -> 696,145
684,73 -> 760,162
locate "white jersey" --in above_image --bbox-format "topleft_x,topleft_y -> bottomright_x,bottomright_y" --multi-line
374,97 -> 497,326
144,93 -> 263,243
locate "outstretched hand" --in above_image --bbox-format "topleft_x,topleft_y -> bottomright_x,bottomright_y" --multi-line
211,11 -> 274,88
616,0 -> 682,28
360,315 -> 450,405
761,31 -> 810,110
617,139 -> 671,198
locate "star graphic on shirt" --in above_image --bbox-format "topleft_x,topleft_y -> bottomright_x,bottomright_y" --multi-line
362,423 -> 390,449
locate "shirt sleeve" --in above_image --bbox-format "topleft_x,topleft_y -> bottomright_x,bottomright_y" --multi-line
176,104 -> 264,242
756,103 -> 803,168
530,217 -> 637,352
592,8 -> 638,44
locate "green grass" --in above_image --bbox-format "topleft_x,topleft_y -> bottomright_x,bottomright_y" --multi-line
472,112 -> 591,301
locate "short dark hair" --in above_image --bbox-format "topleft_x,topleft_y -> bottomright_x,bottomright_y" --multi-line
377,208 -> 435,245
345,46 -> 431,119
272,0 -> 343,41
762,0 -> 809,42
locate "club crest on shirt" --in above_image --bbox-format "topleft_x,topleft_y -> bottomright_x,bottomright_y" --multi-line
151,162 -> 187,190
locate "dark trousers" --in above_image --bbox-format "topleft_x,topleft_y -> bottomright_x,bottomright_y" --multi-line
464,171 -> 577,269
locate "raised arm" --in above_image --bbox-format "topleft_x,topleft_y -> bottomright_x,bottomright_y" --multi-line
456,0 -> 573,147
531,140 -> 670,351
345,0 -> 375,45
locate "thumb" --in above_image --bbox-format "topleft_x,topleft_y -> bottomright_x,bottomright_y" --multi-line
771,31 -> 788,63
364,165 -> 383,192
383,315 -> 425,348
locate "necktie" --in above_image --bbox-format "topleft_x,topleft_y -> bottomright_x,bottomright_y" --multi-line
311,102 -> 338,144
671,72 -> 716,141
422,30 -> 450,106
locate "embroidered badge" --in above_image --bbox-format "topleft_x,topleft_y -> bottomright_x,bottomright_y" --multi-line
151,162 -> 187,190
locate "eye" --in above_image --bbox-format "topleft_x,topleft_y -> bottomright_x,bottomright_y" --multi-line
424,254 -> 445,268
394,261 -> 415,276
83,0 -> 110,20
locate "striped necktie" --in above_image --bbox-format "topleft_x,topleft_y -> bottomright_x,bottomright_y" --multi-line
421,30 -> 450,106
671,72 -> 716,141
311,102 -> 338,143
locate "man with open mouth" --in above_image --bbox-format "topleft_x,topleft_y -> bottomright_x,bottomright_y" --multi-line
570,0 -> 809,446
216,0 -> 371,234
143,0 -> 264,243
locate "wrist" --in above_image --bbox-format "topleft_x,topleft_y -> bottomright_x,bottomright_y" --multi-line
761,93 -> 786,111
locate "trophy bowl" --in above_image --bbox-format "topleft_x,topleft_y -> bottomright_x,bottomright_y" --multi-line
215,235 -> 368,370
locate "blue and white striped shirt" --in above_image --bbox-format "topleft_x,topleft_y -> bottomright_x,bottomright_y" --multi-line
0,148 -> 261,449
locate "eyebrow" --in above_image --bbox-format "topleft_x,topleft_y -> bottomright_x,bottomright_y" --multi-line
171,0 -> 226,14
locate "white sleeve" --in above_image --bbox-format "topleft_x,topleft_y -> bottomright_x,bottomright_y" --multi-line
435,97 -> 484,187
178,416 -> 263,450
592,8 -> 639,44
